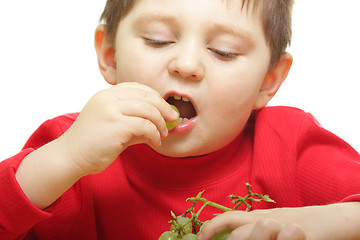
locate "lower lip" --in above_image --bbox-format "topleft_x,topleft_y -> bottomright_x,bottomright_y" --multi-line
169,117 -> 197,135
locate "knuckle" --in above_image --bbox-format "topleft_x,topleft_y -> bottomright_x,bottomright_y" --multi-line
139,88 -> 153,100
141,88 -> 163,105
94,88 -> 110,100
279,224 -> 306,240
142,119 -> 158,134
255,218 -> 279,231
143,102 -> 157,116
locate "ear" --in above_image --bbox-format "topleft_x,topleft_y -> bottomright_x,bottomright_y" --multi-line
254,52 -> 293,109
95,24 -> 117,85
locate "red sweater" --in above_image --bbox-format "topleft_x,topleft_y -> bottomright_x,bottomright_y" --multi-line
1,106 -> 360,240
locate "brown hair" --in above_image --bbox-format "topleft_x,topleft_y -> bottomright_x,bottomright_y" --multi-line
100,0 -> 294,68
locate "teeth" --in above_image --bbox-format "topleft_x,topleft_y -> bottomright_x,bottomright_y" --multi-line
178,117 -> 189,124
171,95 -> 190,102
174,95 -> 181,100
168,95 -> 194,124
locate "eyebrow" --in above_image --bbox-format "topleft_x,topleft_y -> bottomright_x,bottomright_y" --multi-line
209,22 -> 255,47
133,12 -> 255,47
133,12 -> 178,26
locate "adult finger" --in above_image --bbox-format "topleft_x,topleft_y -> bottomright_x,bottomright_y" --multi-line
247,218 -> 283,240
227,223 -> 253,240
199,211 -> 255,240
277,224 -> 307,240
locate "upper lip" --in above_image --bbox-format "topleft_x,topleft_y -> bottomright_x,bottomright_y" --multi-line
164,91 -> 193,103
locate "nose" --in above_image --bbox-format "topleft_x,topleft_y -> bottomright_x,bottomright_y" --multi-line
168,41 -> 204,81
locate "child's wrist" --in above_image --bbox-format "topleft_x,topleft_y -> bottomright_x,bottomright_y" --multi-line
53,136 -> 91,178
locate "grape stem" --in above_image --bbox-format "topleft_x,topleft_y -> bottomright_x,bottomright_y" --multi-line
186,191 -> 232,212
230,182 -> 275,211
186,183 -> 275,213
164,183 -> 275,238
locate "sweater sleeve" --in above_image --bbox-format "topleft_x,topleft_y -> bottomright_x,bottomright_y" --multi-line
0,150 -> 58,239
295,112 -> 360,205
0,114 -> 78,239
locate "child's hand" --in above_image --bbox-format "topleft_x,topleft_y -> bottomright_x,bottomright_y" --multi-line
16,82 -> 178,209
198,203 -> 360,240
61,82 -> 177,175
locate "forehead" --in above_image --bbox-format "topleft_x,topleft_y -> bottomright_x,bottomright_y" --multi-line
126,0 -> 264,33
132,0 -> 259,10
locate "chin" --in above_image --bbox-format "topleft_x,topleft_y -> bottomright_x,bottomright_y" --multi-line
150,143 -> 207,158
151,138 -> 229,158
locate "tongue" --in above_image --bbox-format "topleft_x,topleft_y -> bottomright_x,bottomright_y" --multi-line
167,99 -> 196,119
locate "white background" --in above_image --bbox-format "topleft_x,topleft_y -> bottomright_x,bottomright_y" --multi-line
1,1 -> 360,160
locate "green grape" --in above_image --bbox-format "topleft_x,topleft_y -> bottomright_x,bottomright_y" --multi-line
170,216 -> 192,234
211,230 -> 232,240
182,233 -> 198,240
158,231 -> 180,240
166,105 -> 180,131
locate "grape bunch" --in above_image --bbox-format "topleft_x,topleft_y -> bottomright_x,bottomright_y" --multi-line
158,183 -> 275,240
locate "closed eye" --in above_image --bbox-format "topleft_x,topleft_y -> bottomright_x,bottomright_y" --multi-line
143,37 -> 174,48
210,48 -> 239,60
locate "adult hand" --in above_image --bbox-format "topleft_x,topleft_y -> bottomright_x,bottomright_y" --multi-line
198,203 -> 360,240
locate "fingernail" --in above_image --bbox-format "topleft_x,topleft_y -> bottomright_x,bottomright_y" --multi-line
170,105 -> 180,118
172,109 -> 179,118
163,128 -> 168,137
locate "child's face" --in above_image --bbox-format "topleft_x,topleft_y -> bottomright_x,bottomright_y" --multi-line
111,0 -> 273,157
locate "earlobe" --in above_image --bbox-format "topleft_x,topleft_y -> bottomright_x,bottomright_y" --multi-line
254,52 -> 293,109
95,25 -> 117,85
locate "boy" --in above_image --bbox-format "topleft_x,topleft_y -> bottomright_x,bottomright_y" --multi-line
1,0 -> 360,239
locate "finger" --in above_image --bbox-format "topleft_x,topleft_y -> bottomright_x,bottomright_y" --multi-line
117,100 -> 169,138
199,211 -> 254,240
277,224 -> 307,240
227,224 -> 253,240
114,81 -> 156,93
112,83 -> 178,121
122,116 -> 162,147
248,219 -> 283,240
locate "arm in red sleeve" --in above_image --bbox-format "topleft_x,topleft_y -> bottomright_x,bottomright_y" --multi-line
0,150 -> 57,239
295,112 -> 360,205
0,114 -> 78,239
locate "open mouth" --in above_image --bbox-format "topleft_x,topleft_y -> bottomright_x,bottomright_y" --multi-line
166,94 -> 197,124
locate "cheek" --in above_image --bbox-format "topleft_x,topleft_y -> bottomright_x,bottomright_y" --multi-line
210,80 -> 260,114
115,53 -> 151,85
201,101 -> 252,154
203,78 -> 261,136
215,63 -> 268,112
115,44 -> 166,86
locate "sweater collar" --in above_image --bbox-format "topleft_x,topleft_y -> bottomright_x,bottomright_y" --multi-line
121,131 -> 252,189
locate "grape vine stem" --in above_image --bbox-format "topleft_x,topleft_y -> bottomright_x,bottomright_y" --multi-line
186,191 -> 232,212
